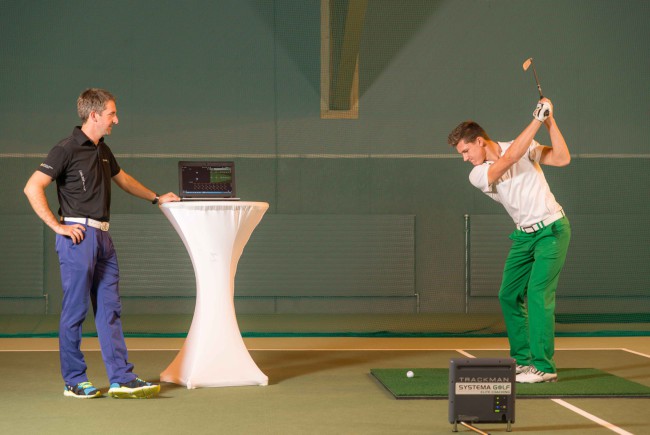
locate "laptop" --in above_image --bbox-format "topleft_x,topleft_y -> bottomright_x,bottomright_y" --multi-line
178,161 -> 240,201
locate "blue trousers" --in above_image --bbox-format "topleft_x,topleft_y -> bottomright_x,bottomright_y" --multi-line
56,226 -> 135,386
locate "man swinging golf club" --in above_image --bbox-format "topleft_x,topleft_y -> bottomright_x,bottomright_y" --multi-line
447,69 -> 571,383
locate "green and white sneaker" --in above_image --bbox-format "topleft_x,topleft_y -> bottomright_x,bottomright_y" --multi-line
108,378 -> 160,399
64,381 -> 102,399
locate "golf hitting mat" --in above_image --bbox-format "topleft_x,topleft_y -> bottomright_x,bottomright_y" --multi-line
371,368 -> 650,399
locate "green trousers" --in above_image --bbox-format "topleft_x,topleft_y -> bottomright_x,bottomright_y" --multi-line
498,216 -> 571,373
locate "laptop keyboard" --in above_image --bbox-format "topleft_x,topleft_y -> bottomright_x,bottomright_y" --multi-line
191,182 -> 231,192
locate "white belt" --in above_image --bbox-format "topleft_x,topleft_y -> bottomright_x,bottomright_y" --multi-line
63,217 -> 110,231
517,209 -> 565,233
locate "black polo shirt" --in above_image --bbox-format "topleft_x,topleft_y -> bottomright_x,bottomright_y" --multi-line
37,127 -> 121,221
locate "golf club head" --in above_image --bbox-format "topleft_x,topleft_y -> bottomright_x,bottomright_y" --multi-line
522,57 -> 544,98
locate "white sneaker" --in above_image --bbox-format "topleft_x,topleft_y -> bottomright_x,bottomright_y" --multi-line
516,364 -> 531,374
516,367 -> 558,383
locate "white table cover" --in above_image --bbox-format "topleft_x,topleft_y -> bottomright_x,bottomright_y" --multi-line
159,201 -> 269,388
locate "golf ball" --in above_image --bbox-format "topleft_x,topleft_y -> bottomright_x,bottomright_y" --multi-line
406,370 -> 414,378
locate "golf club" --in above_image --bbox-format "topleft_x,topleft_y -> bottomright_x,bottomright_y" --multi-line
522,57 -> 543,99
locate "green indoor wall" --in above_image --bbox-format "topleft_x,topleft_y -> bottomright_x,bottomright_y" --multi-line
1,0 -> 649,317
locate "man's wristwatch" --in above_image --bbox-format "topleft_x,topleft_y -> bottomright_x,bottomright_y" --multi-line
152,194 -> 160,205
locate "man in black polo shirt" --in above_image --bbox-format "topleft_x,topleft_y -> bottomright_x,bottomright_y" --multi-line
24,88 -> 180,399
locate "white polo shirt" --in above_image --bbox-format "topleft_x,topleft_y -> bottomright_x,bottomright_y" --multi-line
469,140 -> 562,227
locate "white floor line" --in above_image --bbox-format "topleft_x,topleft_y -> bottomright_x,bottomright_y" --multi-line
0,347 -> 497,352
0,347 -> 641,352
621,348 -> 650,359
0,348 -> 181,352
249,347 -> 637,352
552,399 -> 634,435
455,349 -> 476,358
248,348 -> 493,352
0,349 -> 419,352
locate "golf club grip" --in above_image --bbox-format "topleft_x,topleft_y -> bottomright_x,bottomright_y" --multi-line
538,92 -> 548,116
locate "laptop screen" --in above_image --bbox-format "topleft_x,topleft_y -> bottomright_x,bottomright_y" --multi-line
178,161 -> 237,200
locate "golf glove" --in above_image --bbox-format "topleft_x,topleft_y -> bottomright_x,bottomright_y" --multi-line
533,101 -> 552,122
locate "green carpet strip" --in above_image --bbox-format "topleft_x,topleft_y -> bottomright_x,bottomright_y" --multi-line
371,368 -> 650,399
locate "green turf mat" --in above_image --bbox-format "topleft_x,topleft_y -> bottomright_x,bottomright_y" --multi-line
371,368 -> 650,399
